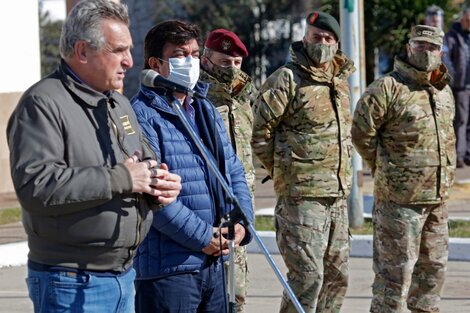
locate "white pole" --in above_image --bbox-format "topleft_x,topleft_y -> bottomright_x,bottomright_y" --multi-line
340,0 -> 364,228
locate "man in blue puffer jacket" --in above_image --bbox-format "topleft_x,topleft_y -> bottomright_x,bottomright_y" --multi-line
131,20 -> 254,312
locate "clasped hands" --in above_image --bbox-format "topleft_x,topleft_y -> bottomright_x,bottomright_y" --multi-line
124,152 -> 182,204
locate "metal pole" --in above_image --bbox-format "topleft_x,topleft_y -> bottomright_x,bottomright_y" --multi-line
228,226 -> 236,313
169,98 -> 306,313
340,0 -> 364,228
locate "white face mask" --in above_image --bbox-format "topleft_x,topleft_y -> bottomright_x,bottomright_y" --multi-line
167,56 -> 200,90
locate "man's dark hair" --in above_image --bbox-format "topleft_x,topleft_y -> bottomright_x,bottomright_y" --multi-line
144,20 -> 200,69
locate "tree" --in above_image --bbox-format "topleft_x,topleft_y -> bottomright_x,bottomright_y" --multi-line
124,0 -> 313,95
323,0 -> 460,83
38,3 -> 63,77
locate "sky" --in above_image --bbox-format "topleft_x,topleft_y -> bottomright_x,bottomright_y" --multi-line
40,0 -> 66,21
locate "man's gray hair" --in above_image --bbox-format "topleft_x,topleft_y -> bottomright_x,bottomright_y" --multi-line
59,0 -> 129,59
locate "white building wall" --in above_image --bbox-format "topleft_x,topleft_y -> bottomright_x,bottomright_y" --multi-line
0,0 -> 40,194
0,0 -> 41,93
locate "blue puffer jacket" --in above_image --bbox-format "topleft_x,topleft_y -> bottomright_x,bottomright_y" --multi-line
131,82 -> 254,279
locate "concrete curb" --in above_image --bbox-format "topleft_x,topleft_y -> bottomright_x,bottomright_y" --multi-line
0,241 -> 28,268
247,231 -> 470,261
1,233 -> 469,269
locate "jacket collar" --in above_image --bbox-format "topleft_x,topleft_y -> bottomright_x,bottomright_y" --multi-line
139,80 -> 211,115
393,56 -> 451,90
58,59 -> 118,107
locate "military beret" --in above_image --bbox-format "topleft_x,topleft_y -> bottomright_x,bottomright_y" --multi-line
306,11 -> 341,41
410,25 -> 444,46
204,28 -> 248,57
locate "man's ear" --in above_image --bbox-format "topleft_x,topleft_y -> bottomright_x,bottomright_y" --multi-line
75,41 -> 88,64
405,43 -> 411,57
148,57 -> 161,71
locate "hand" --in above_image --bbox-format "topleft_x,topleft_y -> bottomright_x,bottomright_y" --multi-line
219,223 -> 246,246
123,156 -> 181,204
123,155 -> 158,194
149,163 -> 182,204
202,227 -> 229,257
233,223 -> 246,246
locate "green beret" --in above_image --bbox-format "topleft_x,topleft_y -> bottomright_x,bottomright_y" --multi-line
306,11 -> 341,41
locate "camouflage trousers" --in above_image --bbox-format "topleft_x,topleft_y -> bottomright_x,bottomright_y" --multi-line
224,245 -> 249,313
370,200 -> 448,313
275,196 -> 350,313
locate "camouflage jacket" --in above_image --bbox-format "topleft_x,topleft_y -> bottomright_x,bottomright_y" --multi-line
352,56 -> 456,204
251,41 -> 355,198
199,69 -> 256,194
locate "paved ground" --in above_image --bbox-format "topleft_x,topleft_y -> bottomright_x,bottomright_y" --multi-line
254,165 -> 470,219
1,255 -> 469,313
0,165 -> 469,312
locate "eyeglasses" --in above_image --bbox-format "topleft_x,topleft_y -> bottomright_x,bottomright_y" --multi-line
409,41 -> 441,52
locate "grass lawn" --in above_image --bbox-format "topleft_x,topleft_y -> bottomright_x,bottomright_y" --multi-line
0,207 -> 22,225
2,207 -> 469,238
254,215 -> 470,238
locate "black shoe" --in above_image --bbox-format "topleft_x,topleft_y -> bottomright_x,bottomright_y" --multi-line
464,158 -> 470,166
457,159 -> 466,168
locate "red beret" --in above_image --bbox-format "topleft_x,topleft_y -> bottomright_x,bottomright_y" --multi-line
204,29 -> 248,57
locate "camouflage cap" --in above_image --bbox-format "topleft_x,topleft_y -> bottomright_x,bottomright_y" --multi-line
410,25 -> 444,46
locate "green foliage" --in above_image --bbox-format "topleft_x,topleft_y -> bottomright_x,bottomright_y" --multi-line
39,4 -> 63,77
0,208 -> 21,226
149,0 -> 314,83
364,0 -> 458,59
317,0 -> 460,83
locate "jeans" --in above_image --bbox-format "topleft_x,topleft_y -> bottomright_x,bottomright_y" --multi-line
135,260 -> 226,313
26,266 -> 136,313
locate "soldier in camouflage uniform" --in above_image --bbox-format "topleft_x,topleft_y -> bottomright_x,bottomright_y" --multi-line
251,12 -> 355,313
351,25 -> 456,313
200,29 -> 255,313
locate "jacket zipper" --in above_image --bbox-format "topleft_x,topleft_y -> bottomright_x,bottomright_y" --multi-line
107,100 -> 142,268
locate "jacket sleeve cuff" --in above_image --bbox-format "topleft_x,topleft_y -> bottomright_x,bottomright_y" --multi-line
239,224 -> 253,246
109,163 -> 133,194
145,195 -> 168,211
